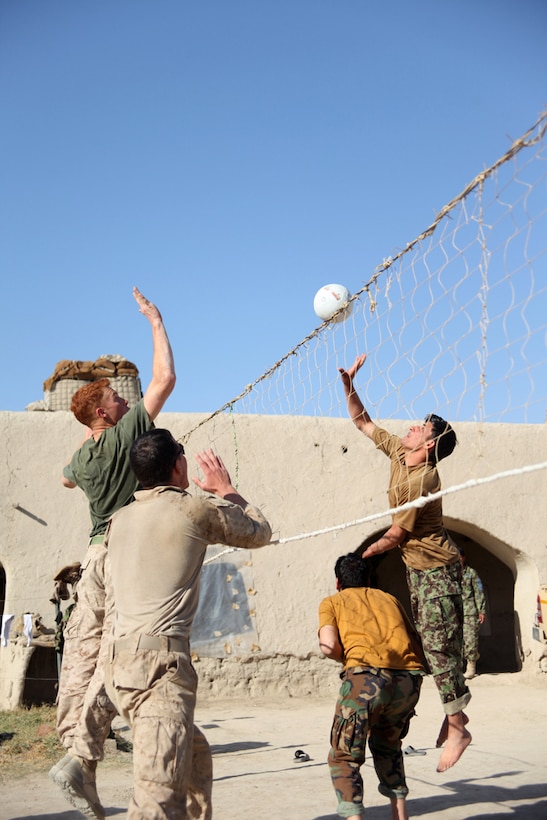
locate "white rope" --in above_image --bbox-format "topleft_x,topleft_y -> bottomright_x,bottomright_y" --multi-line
273,460 -> 547,545
203,546 -> 238,565
198,460 -> 547,559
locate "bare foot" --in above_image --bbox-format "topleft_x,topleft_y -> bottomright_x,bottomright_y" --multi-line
435,711 -> 469,747
436,727 -> 472,772
435,716 -> 448,748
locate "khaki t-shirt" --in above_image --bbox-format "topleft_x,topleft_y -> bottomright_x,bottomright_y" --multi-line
372,426 -> 459,570
318,586 -> 425,671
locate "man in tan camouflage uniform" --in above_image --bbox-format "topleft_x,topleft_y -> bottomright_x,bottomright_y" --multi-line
319,553 -> 425,820
339,354 -> 471,774
49,287 -> 176,819
104,428 -> 272,819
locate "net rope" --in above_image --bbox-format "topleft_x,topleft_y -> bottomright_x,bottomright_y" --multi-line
11,115 -> 546,614
184,110 -> 547,433
3,114 -> 547,674
178,111 -> 547,554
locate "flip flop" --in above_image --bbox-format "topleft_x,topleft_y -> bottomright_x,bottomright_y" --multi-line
403,745 -> 426,756
294,749 -> 311,762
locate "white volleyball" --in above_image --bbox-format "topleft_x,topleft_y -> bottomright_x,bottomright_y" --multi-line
313,283 -> 352,323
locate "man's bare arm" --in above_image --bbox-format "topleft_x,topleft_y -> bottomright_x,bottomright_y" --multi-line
318,624 -> 344,662
61,428 -> 93,489
338,354 -> 376,438
134,287 -> 176,421
361,523 -> 408,558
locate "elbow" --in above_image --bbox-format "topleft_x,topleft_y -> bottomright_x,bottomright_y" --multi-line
261,522 -> 273,545
319,643 -> 336,659
158,371 -> 176,399
165,372 -> 177,392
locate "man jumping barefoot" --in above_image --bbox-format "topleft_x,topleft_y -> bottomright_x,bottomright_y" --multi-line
339,354 -> 471,773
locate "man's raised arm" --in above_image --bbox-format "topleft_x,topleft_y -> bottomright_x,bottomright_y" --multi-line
134,287 -> 176,422
338,354 -> 376,439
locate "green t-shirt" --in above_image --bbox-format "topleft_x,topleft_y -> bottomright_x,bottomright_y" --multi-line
63,400 -> 153,537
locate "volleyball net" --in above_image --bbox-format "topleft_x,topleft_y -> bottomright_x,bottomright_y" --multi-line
185,110 -> 546,444
187,112 -> 547,656
201,113 -> 546,429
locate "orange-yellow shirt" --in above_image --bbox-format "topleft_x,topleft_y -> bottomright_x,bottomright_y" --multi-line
318,586 -> 426,672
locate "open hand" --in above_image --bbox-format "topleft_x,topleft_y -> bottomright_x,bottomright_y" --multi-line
133,286 -> 163,323
338,353 -> 367,389
191,449 -> 235,497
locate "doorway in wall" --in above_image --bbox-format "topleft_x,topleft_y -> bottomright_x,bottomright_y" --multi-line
358,529 -> 520,674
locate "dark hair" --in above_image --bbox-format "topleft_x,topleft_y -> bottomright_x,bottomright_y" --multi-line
334,553 -> 371,589
425,413 -> 457,463
130,429 -> 182,488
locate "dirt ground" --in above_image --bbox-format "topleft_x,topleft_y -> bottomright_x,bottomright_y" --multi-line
3,672 -> 547,820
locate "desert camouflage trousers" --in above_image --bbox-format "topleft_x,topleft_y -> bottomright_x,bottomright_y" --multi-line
105,644 -> 212,820
406,562 -> 471,715
328,667 -> 422,818
56,537 -> 118,760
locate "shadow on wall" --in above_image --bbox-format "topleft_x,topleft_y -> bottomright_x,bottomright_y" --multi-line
357,530 -> 521,675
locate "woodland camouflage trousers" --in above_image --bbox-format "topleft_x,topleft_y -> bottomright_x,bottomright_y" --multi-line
463,617 -> 481,662
328,667 -> 423,818
406,562 -> 471,715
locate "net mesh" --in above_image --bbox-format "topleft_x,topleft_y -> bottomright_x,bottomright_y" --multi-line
5,115 -> 546,669
190,113 -> 547,656
188,111 -> 545,523
188,111 -> 546,430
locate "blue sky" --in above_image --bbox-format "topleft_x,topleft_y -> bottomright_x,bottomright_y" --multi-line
1,0 -> 546,414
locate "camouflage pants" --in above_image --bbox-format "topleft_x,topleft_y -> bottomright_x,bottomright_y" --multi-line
56,538 -> 118,760
328,667 -> 422,818
406,563 -> 470,715
463,617 -> 480,662
105,644 -> 212,820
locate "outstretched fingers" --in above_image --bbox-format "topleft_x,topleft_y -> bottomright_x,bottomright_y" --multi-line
339,353 -> 367,381
191,449 -> 233,495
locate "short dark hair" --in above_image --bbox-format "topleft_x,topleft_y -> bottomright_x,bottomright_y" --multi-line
130,429 -> 181,488
334,553 -> 371,589
425,413 -> 457,462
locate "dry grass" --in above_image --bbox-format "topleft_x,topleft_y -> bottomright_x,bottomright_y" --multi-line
0,705 -> 63,779
0,705 -> 133,783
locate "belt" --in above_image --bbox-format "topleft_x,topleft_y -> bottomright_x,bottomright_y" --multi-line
89,535 -> 105,545
112,633 -> 189,656
341,666 -> 394,681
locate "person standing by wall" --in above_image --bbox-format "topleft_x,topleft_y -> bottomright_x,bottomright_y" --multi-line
460,551 -> 486,680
